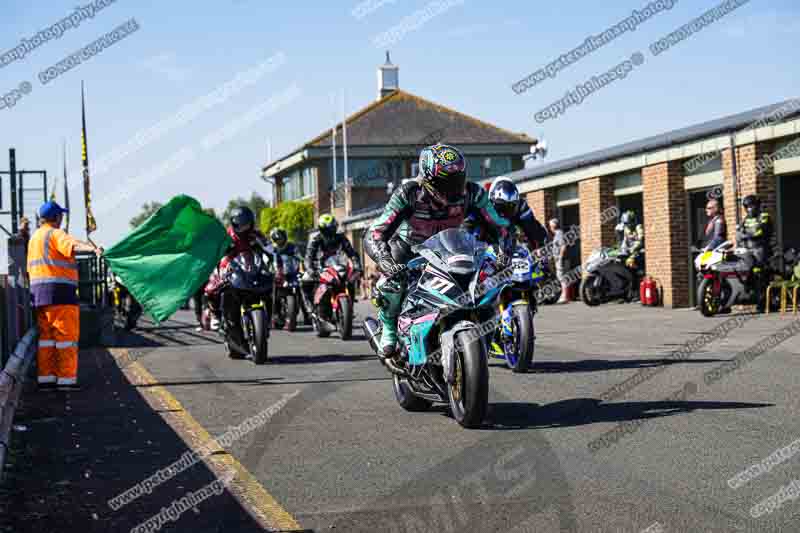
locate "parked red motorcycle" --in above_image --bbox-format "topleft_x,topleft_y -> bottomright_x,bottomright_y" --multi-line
311,256 -> 359,340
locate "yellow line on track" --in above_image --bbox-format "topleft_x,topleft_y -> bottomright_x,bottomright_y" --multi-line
112,348 -> 302,532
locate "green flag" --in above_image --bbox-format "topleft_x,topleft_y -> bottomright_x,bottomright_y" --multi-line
104,195 -> 232,324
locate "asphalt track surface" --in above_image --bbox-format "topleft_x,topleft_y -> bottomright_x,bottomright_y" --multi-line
13,301 -> 800,532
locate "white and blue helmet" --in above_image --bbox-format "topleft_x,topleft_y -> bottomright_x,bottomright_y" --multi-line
489,177 -> 520,219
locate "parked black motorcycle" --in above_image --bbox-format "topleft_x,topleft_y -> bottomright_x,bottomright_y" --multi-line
580,247 -> 643,306
218,249 -> 273,364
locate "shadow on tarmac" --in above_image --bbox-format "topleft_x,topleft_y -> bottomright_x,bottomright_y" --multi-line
485,397 -> 773,430
0,348 -> 267,533
524,357 -> 726,373
134,376 -> 392,388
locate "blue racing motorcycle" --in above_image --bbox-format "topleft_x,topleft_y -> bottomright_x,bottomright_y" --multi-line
363,228 -> 512,428
485,245 -> 537,373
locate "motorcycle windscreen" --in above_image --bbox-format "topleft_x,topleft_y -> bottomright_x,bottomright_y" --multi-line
420,228 -> 488,272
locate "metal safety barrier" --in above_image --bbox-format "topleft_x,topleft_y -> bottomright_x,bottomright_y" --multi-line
0,327 -> 38,479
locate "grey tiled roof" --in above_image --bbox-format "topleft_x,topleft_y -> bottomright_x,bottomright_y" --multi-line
506,97 -> 800,183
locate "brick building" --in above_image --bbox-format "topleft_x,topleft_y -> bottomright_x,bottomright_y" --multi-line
514,98 -> 800,307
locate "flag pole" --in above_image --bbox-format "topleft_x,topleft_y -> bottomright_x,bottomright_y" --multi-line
331,92 -> 337,191
80,80 -> 98,245
342,89 -> 349,187
63,139 -> 70,233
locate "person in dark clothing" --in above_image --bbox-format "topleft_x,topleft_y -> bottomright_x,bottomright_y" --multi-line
736,195 -> 774,312
301,214 -> 362,315
737,195 -> 773,265
269,227 -> 311,325
702,198 -> 727,252
487,177 -> 549,250
204,206 -> 270,330
364,143 -> 511,359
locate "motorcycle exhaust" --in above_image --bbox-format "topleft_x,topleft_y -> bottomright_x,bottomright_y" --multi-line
382,357 -> 409,378
362,317 -> 382,354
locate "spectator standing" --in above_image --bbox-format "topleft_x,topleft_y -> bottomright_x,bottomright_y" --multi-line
548,218 -> 570,304
702,198 -> 727,252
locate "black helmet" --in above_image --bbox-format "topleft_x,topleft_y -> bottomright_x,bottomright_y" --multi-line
270,228 -> 288,248
742,195 -> 760,208
742,195 -> 761,216
230,206 -> 255,235
318,213 -> 338,242
488,178 -> 520,219
418,143 -> 467,203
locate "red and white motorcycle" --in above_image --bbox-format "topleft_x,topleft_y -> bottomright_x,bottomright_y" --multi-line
304,256 -> 359,339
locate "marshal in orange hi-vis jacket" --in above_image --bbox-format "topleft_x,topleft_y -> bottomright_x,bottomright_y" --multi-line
27,201 -> 102,388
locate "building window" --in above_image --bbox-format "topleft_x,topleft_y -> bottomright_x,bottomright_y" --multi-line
303,167 -> 316,197
331,158 -> 409,187
465,156 -> 513,181
556,184 -> 579,206
281,168 -> 313,202
613,171 -> 643,196
774,136 -> 800,161
684,155 -> 722,175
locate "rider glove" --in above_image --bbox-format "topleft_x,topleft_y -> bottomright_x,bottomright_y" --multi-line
495,252 -> 512,271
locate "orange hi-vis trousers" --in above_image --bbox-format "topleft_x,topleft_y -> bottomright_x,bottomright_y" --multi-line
36,304 -> 80,385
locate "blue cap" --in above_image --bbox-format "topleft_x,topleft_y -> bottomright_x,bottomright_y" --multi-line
38,201 -> 69,220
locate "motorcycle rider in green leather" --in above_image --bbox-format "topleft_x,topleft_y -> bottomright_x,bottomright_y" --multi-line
364,143 -> 511,360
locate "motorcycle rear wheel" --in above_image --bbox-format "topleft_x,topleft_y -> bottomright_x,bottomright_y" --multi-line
448,330 -> 489,429
542,282 -> 562,305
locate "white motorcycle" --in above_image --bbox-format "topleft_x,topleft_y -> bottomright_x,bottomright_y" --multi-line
694,241 -> 760,316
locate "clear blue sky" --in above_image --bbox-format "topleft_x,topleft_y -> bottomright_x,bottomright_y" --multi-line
0,0 -> 797,247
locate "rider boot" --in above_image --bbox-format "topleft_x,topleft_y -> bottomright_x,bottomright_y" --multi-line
376,280 -> 405,359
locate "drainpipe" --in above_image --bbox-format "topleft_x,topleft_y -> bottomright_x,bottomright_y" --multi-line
730,132 -> 741,227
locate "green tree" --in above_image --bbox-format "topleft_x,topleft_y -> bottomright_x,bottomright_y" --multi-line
222,192 -> 269,224
129,201 -> 163,228
259,206 -> 280,235
259,201 -> 314,243
202,207 -> 222,224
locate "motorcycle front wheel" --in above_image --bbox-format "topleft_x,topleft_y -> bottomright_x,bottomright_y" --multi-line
506,305 -> 534,373
337,296 -> 353,340
698,278 -> 721,317
448,329 -> 489,429
245,309 -> 269,364
286,294 -> 298,331
580,275 -> 603,306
